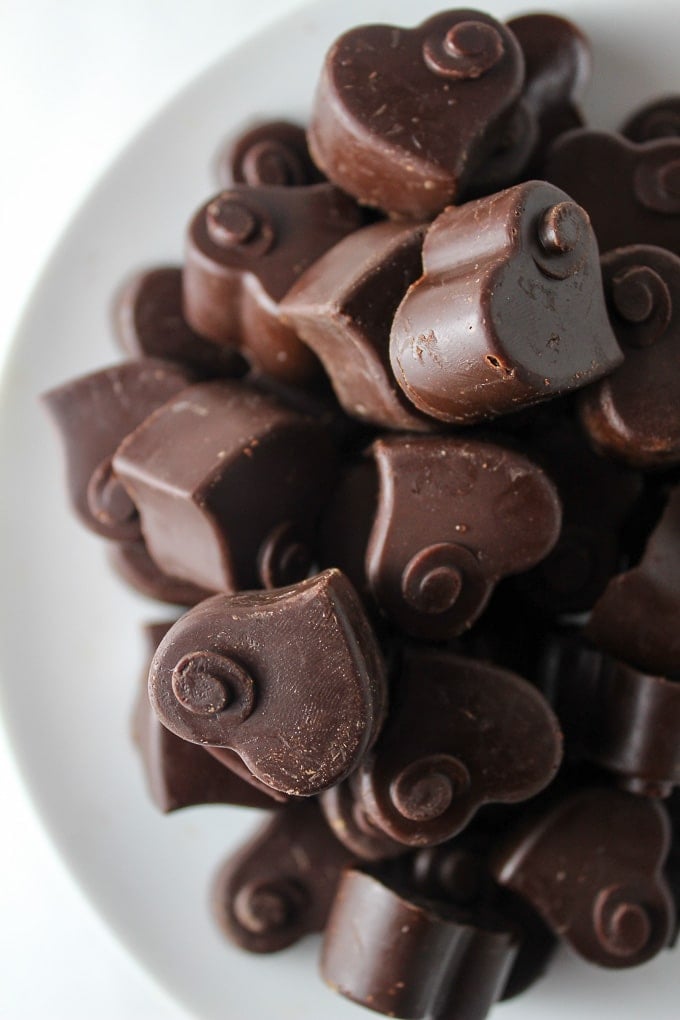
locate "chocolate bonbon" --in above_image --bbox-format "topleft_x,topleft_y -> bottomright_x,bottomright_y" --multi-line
578,244 -> 680,469
543,130 -> 680,255
148,569 -> 387,797
353,646 -> 562,847
183,182 -> 363,383
43,359 -> 194,540
621,96 -> 680,144
309,10 -> 525,217
491,788 -> 675,968
218,119 -> 324,188
213,801 -> 352,953
281,219 -> 431,431
321,867 -> 519,1020
113,380 -> 336,593
390,181 -> 622,424
324,435 -> 561,639
115,266 -> 247,378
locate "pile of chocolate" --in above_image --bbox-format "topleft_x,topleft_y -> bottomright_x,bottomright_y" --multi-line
43,9 -> 680,1019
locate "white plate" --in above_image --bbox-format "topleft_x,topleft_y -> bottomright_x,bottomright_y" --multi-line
0,1 -> 678,1017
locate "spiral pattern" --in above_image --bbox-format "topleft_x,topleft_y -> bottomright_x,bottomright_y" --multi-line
423,21 -> 504,81
171,650 -> 256,722
206,192 -> 275,254
390,754 -> 470,823
86,457 -> 141,539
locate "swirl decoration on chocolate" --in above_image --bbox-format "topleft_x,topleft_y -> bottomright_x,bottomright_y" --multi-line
149,570 -> 388,797
219,120 -> 324,188
422,20 -> 504,80
634,152 -> 680,214
622,96 -> 680,143
491,788 -> 674,968
86,457 -> 140,537
353,647 -> 562,847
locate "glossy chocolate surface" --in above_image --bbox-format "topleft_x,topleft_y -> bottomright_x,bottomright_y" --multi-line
390,181 -> 621,424
183,182 -> 363,383
149,569 -> 387,796
113,380 -> 336,593
109,540 -> 214,606
213,801 -> 352,952
309,10 -> 525,217
355,646 -> 562,847
543,130 -> 680,256
281,219 -> 432,431
579,245 -> 680,469
587,485 -> 680,675
43,359 -> 194,541
621,96 -> 680,143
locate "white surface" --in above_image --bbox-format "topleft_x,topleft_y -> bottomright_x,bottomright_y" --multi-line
0,2 -> 678,1020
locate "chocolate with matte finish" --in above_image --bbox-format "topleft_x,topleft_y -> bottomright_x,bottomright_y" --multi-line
115,266 -> 247,378
113,381 -> 336,594
109,541 -> 215,607
578,245 -> 680,469
390,181 -> 622,424
516,416 -> 643,615
587,486 -> 680,675
218,120 -> 324,188
213,801 -> 353,953
308,10 -> 525,218
621,96 -> 680,143
551,636 -> 680,797
280,220 -> 432,431
203,745 -> 291,805
149,569 -> 387,797
508,13 -> 590,166
183,183 -> 363,383
325,435 -> 561,640
354,646 -> 562,847
321,867 -> 519,1020
543,131 -> 680,256
491,788 -> 675,968
133,624 -> 277,812
320,779 -> 407,862
42,359 -> 194,541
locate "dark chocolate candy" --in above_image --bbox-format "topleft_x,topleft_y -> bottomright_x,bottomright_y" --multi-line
321,867 -> 519,1020
308,9 -> 525,218
491,787 -> 675,968
320,779 -> 407,862
516,416 -> 643,615
621,96 -> 680,143
115,266 -> 247,378
213,801 -> 352,953
112,380 -> 336,593
133,623 -> 277,811
148,569 -> 387,797
390,181 -> 622,424
109,541 -> 214,607
543,130 -> 680,256
587,485 -> 680,675
183,183 -> 363,383
507,13 -> 590,165
280,220 -> 432,431
578,245 -> 680,469
325,435 -> 561,640
354,646 -> 562,847
203,745 -> 291,805
218,120 -> 324,188
42,359 -> 194,541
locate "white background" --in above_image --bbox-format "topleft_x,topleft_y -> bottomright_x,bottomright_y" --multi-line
0,3 -> 300,1017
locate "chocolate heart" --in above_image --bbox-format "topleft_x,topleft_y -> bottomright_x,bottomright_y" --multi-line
217,119 -> 324,188
354,646 -> 562,847
184,183 -> 363,383
491,788 -> 675,967
113,380 -> 336,593
308,10 -> 525,217
148,569 -> 387,796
